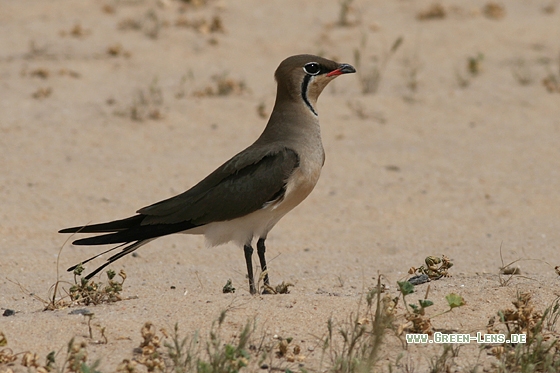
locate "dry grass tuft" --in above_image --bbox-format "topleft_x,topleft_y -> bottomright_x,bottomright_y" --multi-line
417,4 -> 446,21
193,73 -> 248,97
488,293 -> 560,372
483,2 -> 506,20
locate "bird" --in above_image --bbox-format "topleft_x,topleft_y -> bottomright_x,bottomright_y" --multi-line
59,54 -> 356,294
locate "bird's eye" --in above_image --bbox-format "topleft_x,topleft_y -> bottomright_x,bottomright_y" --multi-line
303,62 -> 321,76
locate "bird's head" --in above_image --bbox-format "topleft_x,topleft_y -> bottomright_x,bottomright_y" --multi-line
274,54 -> 356,116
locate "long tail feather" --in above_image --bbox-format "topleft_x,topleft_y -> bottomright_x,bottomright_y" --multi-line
70,220 -> 198,246
59,215 -> 145,234
67,240 -> 152,279
66,242 -> 128,272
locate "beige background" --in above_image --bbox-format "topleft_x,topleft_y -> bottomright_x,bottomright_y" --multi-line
1,0 -> 560,371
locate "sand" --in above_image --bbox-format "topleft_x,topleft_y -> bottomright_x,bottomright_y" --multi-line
2,0 -> 560,371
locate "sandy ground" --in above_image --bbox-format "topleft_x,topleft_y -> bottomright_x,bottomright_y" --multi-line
2,0 -> 560,371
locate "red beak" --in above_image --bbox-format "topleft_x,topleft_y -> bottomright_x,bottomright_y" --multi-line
326,63 -> 356,77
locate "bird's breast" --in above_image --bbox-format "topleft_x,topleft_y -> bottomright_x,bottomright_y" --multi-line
277,145 -> 324,213
193,146 -> 324,248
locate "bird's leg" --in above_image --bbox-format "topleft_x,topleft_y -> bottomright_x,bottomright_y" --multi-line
244,244 -> 256,294
257,238 -> 270,287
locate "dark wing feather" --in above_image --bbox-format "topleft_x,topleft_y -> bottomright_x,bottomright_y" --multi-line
59,146 -> 299,245
138,146 -> 299,225
60,146 -> 299,278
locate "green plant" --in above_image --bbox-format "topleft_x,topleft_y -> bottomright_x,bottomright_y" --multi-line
161,311 -> 255,373
164,323 -> 199,373
397,281 -> 466,335
68,267 -> 127,306
198,311 -> 253,373
321,276 -> 396,373
428,344 -> 461,373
